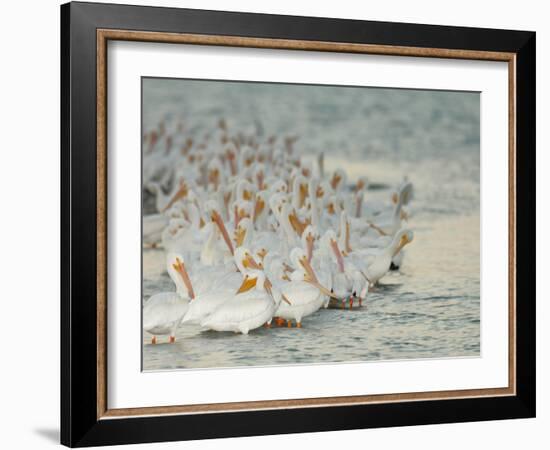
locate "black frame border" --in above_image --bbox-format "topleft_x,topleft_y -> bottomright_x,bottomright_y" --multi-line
61,2 -> 535,447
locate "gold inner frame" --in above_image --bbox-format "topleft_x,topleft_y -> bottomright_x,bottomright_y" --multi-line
96,29 -> 517,420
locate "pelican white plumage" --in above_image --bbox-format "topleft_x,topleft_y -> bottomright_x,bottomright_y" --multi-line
352,228 -> 414,287
143,253 -> 195,344
200,268 -> 281,335
275,248 -> 336,327
183,247 -> 254,325
142,115 -> 417,340
319,229 -> 366,308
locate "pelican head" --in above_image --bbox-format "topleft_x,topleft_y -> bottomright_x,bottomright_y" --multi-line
253,190 -> 269,223
269,179 -> 288,195
308,177 -> 319,200
253,163 -> 266,189
355,176 -> 369,192
206,199 -> 234,255
292,175 -> 309,209
239,146 -> 256,169
269,192 -> 288,218
161,179 -> 189,212
235,247 -> 262,273
289,248 -> 337,299
326,195 -> 340,216
234,217 -> 253,248
236,179 -> 256,202
330,168 -> 347,191
399,179 -> 414,205
232,199 -> 252,226
322,229 -> 345,273
392,228 -> 414,256
256,247 -> 269,263
207,158 -> 223,188
166,253 -> 195,300
302,225 -> 318,262
236,269 -> 262,294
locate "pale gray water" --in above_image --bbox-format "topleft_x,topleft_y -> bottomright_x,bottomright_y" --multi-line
142,78 -> 480,370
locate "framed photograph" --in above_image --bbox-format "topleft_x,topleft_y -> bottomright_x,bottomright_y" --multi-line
61,1 -> 535,447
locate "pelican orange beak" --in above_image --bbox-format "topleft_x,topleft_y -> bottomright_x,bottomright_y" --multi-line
355,195 -> 363,217
256,248 -> 268,262
253,197 -> 265,222
162,181 -> 188,212
393,232 -> 413,256
345,221 -> 352,254
223,192 -> 231,214
236,275 -> 258,294
288,211 -> 307,237
305,233 -> 315,262
208,168 -> 219,186
256,171 -> 265,190
172,257 -> 195,300
243,189 -> 253,201
330,239 -> 345,273
211,210 -> 234,255
238,208 -> 249,222
300,256 -> 339,299
234,225 -> 246,247
226,149 -> 237,175
392,192 -> 399,204
299,183 -> 308,208
331,173 -> 342,190
243,253 -> 262,270
316,186 -> 324,198
233,205 -> 240,228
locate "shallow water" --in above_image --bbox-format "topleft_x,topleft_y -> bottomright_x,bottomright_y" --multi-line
142,79 -> 480,370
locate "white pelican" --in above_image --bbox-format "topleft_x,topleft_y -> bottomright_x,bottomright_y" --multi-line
143,253 -> 195,344
275,248 -> 336,327
353,228 -> 414,287
320,229 -> 366,308
183,247 -> 255,325
200,269 -> 281,335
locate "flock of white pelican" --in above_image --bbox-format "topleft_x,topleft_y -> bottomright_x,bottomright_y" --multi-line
142,118 -> 414,344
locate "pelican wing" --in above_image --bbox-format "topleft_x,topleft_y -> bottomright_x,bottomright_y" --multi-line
201,293 -> 272,328
143,292 -> 189,331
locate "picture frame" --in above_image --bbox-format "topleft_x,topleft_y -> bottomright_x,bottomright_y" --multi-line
60,1 -> 535,447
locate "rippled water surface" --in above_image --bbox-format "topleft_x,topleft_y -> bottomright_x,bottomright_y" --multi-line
142,79 -> 480,370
